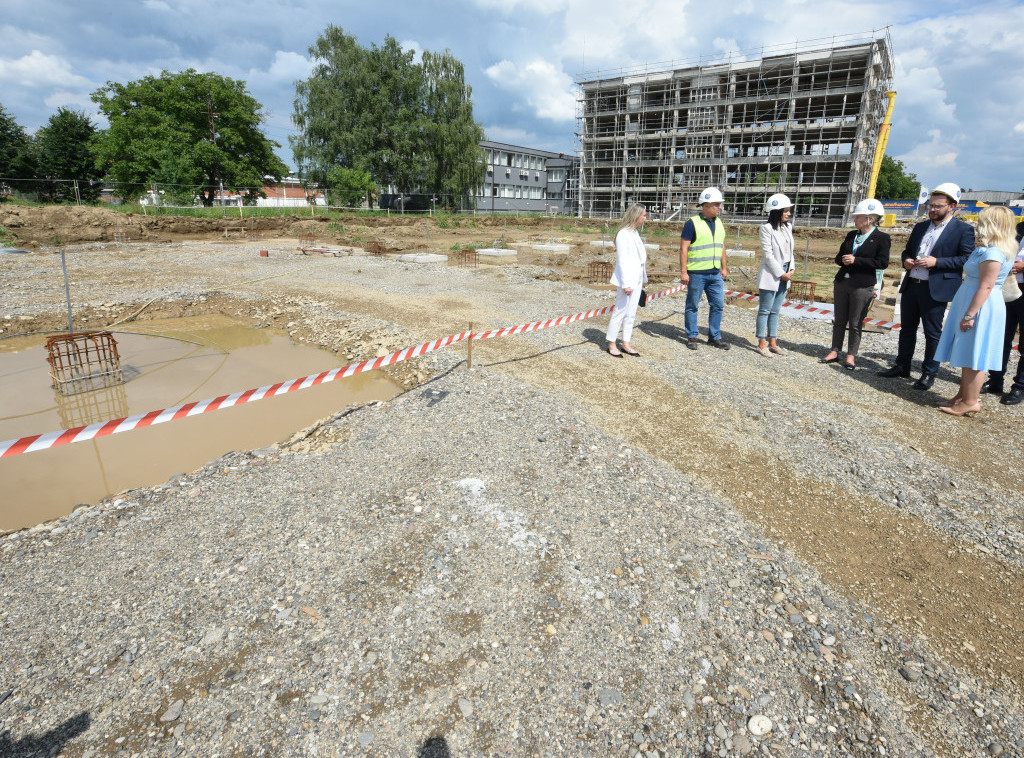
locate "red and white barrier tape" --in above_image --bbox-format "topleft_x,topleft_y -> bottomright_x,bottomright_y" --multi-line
0,331 -> 471,459
722,287 -> 901,329
2,281 -> 1014,458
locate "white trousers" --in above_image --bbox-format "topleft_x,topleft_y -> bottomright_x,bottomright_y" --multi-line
606,286 -> 643,343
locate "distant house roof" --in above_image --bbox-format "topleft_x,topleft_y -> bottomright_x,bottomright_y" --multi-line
960,190 -> 1024,205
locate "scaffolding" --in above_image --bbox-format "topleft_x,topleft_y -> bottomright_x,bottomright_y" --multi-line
576,30 -> 894,227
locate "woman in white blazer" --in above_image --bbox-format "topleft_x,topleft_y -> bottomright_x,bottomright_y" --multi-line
606,204 -> 648,357
754,194 -> 795,356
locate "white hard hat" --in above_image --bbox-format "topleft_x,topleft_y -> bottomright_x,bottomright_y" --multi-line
853,198 -> 885,216
698,187 -> 724,204
931,182 -> 961,203
764,193 -> 792,213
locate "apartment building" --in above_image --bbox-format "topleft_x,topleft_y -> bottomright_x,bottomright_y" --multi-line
477,140 -> 578,215
576,32 -> 894,226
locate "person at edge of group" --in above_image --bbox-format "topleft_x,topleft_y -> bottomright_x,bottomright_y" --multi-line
877,182 -> 975,390
680,187 -> 730,350
818,199 -> 891,371
932,205 -> 1017,417
754,194 -> 795,357
979,215 -> 1024,405
605,203 -> 648,358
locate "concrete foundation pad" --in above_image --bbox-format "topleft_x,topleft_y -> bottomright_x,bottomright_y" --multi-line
589,240 -> 614,248
532,244 -> 571,251
727,248 -> 754,258
644,243 -> 661,250
395,253 -> 447,264
477,248 -> 518,260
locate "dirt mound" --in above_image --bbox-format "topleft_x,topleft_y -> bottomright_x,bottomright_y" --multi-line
0,205 -> 328,248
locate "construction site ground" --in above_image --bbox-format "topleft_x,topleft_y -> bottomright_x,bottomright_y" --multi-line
0,204 -> 1020,757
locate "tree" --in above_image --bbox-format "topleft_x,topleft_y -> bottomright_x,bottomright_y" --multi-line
92,69 -> 287,205
291,27 -> 485,207
364,36 -> 426,196
0,103 -> 37,198
421,50 -> 486,209
291,26 -> 369,189
875,155 -> 921,200
325,165 -> 376,207
34,108 -> 102,203
292,27 -> 425,202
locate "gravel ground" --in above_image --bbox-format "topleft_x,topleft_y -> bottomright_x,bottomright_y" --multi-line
1,240 -> 1022,757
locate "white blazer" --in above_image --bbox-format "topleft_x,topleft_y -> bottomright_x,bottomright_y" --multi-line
609,228 -> 648,290
756,222 -> 794,291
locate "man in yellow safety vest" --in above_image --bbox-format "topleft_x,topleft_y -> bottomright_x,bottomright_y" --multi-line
679,187 -> 730,350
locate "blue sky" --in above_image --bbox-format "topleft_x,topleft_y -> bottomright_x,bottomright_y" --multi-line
2,0 -> 1022,193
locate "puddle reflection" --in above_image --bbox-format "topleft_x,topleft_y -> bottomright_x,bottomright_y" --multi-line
0,315 -> 400,532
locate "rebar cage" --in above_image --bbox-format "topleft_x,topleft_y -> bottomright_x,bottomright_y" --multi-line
46,331 -> 124,396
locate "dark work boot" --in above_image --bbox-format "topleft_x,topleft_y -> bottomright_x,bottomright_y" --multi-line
913,373 -> 936,391
878,365 -> 910,378
981,379 -> 1004,396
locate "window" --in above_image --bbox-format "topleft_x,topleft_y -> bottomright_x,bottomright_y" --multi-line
548,168 -> 565,183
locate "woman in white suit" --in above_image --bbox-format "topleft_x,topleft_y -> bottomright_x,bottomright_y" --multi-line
754,194 -> 795,357
606,204 -> 648,357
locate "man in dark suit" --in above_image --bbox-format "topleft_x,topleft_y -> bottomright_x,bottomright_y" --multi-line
878,183 -> 975,390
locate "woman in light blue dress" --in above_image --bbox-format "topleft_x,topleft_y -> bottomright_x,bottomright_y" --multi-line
934,206 -> 1016,416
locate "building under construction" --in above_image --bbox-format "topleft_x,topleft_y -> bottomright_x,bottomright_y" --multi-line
576,32 -> 894,226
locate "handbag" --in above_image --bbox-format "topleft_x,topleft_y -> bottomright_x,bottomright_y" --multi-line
638,289 -> 648,307
1003,273 -> 1022,303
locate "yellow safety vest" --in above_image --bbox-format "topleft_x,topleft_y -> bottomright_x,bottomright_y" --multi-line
686,214 -> 725,271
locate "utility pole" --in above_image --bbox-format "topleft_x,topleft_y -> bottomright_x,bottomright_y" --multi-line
205,94 -> 222,211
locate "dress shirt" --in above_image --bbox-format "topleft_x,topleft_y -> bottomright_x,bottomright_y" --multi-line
908,216 -> 953,281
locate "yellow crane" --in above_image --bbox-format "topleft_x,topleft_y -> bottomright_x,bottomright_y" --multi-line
867,90 -> 897,199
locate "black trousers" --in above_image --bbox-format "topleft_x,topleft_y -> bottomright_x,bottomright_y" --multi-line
896,278 -> 947,376
988,293 -> 1024,390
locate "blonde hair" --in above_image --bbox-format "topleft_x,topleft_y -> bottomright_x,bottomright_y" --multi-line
620,203 -> 646,232
976,205 -> 1017,260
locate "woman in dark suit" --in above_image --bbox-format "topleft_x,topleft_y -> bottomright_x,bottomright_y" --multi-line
819,199 -> 891,370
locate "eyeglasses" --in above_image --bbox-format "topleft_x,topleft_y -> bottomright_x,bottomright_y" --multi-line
927,203 -> 950,210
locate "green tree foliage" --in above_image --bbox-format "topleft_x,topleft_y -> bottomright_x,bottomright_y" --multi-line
291,27 -> 368,187
875,155 -> 921,200
292,27 -> 485,206
422,50 -> 486,209
325,166 -> 376,207
92,69 -> 287,205
0,103 -> 37,197
34,108 -> 102,203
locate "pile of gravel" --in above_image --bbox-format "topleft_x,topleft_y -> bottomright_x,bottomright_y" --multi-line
2,361 -> 1020,757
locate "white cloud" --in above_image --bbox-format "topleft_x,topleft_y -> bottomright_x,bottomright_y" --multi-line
255,51 -> 312,84
484,125 -> 536,145
1014,122 -> 1024,136
43,90 -> 98,114
892,63 -> 956,126
400,39 -> 422,62
471,0 -> 568,13
0,25 -> 55,57
143,0 -> 172,11
896,129 -> 958,173
0,50 -> 92,90
485,59 -> 576,121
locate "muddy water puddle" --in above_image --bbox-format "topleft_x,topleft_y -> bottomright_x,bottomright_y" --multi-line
0,315 -> 399,532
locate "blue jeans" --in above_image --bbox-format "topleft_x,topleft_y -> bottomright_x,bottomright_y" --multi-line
684,270 -> 724,340
755,281 -> 787,339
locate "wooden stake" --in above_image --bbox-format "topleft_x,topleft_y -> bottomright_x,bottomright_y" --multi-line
467,322 -> 473,369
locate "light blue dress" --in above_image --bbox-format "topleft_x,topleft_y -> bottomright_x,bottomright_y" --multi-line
935,246 -> 1013,370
